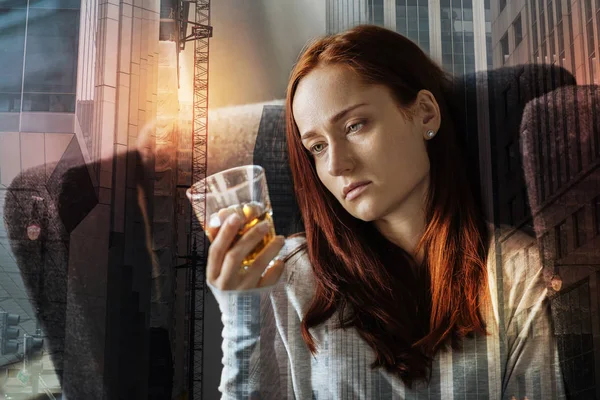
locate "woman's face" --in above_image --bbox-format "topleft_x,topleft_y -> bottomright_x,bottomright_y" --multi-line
292,63 -> 440,223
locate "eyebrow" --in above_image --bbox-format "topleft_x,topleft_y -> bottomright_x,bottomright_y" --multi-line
300,103 -> 368,141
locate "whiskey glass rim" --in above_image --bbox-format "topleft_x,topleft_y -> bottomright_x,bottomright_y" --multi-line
186,164 -> 265,201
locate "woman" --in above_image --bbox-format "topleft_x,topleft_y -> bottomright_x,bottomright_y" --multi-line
206,25 -> 565,399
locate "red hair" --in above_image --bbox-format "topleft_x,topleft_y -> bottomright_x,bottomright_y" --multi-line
285,25 -> 491,388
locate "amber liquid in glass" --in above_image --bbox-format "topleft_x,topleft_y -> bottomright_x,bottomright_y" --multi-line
236,211 -> 275,267
206,201 -> 275,267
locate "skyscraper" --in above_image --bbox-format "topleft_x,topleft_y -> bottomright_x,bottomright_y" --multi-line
0,0 -> 164,397
491,1 -> 600,397
326,0 -> 492,73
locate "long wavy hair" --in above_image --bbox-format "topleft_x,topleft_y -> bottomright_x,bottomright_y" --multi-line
285,25 -> 491,388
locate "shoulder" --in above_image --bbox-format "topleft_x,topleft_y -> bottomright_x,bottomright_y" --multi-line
492,225 -> 550,314
274,233 -> 318,318
483,224 -> 547,321
280,234 -> 307,262
278,233 -> 310,284
494,225 -> 541,277
486,224 -> 545,289
485,223 -> 539,265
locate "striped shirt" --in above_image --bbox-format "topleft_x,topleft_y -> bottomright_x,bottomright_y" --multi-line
207,230 -> 566,400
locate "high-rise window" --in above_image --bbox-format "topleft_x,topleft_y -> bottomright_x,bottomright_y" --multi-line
538,0 -> 547,62
501,32 -> 509,63
558,18 -> 564,58
566,0 -> 576,77
584,0 -> 596,83
573,207 -> 587,248
417,0 -> 429,52
371,0 -> 384,26
514,13 -> 523,47
397,0 -> 430,53
21,0 -> 80,113
0,0 -> 79,113
547,0 -> 557,64
531,0 -> 539,58
500,0 -> 507,12
556,219 -> 569,258
440,0 -> 453,70
397,1 -> 407,35
540,232 -> 553,266
0,1 -> 27,112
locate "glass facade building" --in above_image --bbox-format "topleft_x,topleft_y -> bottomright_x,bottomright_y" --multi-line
0,0 -> 80,114
326,0 -> 492,73
397,0 -> 430,53
440,0 -> 479,74
491,0 -> 600,396
0,0 -> 164,397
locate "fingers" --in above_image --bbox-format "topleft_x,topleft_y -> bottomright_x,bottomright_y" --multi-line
206,213 -> 242,283
206,204 -> 287,292
206,202 -> 267,242
205,207 -> 239,241
206,203 -> 263,242
205,225 -> 220,242
237,235 -> 285,290
218,220 -> 273,286
218,205 -> 244,223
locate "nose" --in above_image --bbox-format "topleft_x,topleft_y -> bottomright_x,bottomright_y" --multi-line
327,142 -> 354,176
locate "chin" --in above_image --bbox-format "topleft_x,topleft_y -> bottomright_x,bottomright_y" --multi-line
347,202 -> 381,222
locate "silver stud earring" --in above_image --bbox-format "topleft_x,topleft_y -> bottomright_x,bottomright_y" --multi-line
426,130 -> 436,139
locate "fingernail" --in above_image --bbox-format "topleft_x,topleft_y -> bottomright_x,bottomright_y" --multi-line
228,214 -> 240,225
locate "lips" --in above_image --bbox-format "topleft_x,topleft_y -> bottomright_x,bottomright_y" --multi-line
342,181 -> 371,199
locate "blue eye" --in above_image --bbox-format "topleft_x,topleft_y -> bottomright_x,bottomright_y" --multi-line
309,143 -> 326,156
307,121 -> 365,157
346,122 -> 364,134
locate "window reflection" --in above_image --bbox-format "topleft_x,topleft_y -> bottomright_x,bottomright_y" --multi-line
0,0 -> 79,114
23,7 -> 78,111
0,4 -> 26,112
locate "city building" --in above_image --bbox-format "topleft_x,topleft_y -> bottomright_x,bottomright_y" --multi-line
490,0 -> 600,397
0,0 -> 175,398
326,0 -> 492,73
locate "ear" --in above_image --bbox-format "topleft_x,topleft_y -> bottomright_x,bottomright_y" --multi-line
413,90 -> 441,134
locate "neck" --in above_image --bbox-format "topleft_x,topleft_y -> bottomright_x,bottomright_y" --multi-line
374,175 -> 429,264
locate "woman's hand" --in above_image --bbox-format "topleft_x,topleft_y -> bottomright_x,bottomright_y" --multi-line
206,213 -> 286,291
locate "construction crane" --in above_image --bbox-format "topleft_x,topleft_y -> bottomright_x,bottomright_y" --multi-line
188,2 -> 211,395
175,0 -> 212,398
